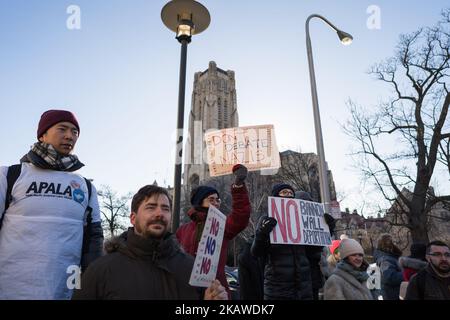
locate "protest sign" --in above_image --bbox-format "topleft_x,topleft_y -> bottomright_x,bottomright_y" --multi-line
330,200 -> 342,219
205,124 -> 280,177
189,206 -> 226,287
268,196 -> 332,246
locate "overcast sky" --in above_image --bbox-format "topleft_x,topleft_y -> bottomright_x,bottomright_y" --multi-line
1,0 -> 449,216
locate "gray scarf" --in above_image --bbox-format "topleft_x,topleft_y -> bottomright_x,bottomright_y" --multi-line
336,260 -> 369,283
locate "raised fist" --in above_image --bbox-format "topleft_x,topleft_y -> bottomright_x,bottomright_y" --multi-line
232,164 -> 248,186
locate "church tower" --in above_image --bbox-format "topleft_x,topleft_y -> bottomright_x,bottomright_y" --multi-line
183,61 -> 239,189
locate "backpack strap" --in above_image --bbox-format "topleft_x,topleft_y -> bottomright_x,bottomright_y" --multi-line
1,164 -> 22,229
83,177 -> 92,222
82,177 -> 93,255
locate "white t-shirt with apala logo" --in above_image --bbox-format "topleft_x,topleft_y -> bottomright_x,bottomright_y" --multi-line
0,162 -> 101,299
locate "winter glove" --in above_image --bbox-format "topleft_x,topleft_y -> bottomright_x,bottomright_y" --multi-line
257,216 -> 277,236
324,213 -> 336,235
232,164 -> 248,186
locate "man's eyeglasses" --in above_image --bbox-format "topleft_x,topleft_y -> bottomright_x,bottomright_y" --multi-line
427,252 -> 450,258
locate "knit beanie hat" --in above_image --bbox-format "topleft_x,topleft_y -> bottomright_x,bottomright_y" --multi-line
271,183 -> 295,197
329,240 -> 341,254
190,186 -> 219,207
339,238 -> 364,259
37,110 -> 80,139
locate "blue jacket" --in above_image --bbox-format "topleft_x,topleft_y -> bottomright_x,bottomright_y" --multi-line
374,249 -> 403,300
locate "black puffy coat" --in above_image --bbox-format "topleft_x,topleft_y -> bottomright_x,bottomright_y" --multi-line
251,217 -> 313,300
238,237 -> 265,300
72,228 -> 201,300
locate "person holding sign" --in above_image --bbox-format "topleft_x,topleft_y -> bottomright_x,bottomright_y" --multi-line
251,183 -> 314,300
323,238 -> 373,300
177,164 -> 251,298
72,185 -> 227,300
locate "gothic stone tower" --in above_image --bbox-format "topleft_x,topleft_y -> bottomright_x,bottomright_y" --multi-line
183,61 -> 239,190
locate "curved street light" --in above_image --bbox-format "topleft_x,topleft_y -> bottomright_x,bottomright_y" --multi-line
305,14 -> 353,216
161,0 -> 210,231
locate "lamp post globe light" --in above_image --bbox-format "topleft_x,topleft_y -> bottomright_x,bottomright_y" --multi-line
305,14 -> 353,215
161,0 -> 210,231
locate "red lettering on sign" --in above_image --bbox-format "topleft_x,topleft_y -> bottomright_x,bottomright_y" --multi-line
271,198 -> 287,242
286,199 -> 301,243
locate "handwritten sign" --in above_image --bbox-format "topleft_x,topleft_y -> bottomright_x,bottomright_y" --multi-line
330,200 -> 342,219
189,206 -> 226,287
205,124 -> 281,177
268,197 -> 332,246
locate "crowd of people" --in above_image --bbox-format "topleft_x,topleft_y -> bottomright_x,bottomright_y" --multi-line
0,109 -> 449,300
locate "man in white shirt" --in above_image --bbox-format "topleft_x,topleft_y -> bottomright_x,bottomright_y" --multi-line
0,109 -> 104,299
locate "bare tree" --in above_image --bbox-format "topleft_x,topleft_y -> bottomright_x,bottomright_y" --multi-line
344,9 -> 450,243
275,150 -> 336,202
98,185 -> 132,238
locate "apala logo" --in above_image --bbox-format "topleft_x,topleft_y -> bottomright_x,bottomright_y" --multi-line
71,181 -> 85,204
25,180 -> 85,203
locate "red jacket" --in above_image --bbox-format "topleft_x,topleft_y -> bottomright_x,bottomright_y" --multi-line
176,184 -> 251,296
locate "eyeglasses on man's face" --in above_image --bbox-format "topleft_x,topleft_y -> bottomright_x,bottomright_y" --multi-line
427,252 -> 450,258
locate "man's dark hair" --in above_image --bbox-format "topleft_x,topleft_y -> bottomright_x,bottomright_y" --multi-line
131,185 -> 172,213
426,240 -> 449,253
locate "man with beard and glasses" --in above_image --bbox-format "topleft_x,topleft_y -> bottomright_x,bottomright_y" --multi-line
72,185 -> 228,300
0,110 -> 103,299
405,241 -> 450,300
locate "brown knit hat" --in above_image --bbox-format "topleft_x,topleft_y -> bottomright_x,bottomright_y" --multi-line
37,110 -> 80,139
339,238 -> 364,259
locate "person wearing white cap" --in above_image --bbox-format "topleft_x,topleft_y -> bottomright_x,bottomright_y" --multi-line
323,238 -> 373,300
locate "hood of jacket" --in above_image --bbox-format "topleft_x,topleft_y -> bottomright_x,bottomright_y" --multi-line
399,256 -> 428,271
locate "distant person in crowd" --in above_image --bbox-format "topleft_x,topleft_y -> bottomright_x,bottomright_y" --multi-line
398,242 -> 428,299
399,242 -> 428,281
0,109 -> 103,299
327,240 -> 342,275
176,164 -> 251,298
72,185 -> 227,300
405,240 -> 450,300
374,234 -> 403,300
324,238 -> 373,300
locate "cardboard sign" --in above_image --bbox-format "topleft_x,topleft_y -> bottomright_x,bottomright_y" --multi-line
330,200 -> 342,219
268,197 -> 332,246
205,124 -> 281,177
189,206 -> 226,287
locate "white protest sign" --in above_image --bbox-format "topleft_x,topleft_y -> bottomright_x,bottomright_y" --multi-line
204,124 -> 281,177
189,206 -> 226,287
268,197 -> 332,246
330,200 -> 342,219
366,263 -> 381,290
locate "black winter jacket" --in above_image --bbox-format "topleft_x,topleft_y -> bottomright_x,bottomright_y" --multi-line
72,228 -> 201,300
405,265 -> 450,300
251,223 -> 313,300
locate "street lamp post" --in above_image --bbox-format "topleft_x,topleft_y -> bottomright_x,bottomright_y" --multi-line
305,14 -> 352,215
161,0 -> 210,231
